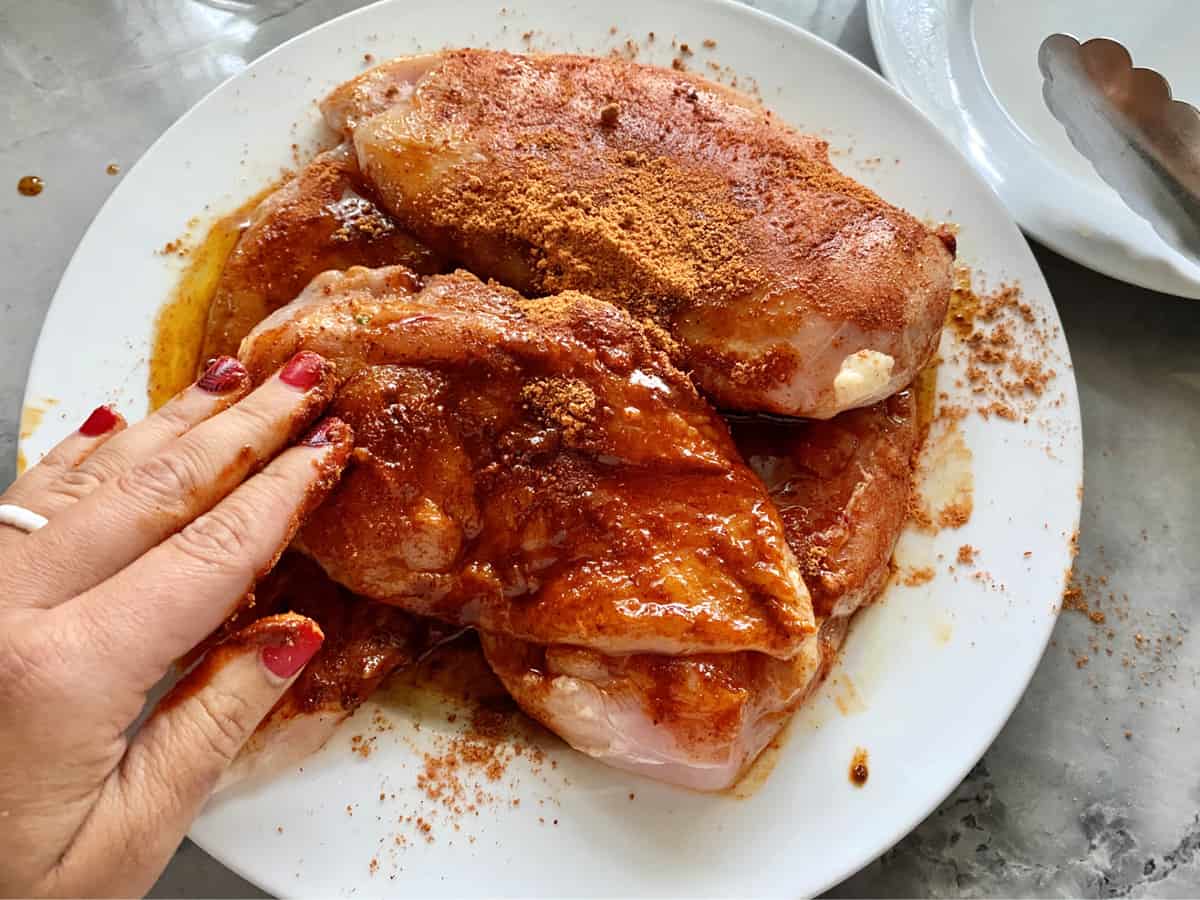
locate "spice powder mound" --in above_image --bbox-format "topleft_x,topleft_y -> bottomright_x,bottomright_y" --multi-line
521,376 -> 599,444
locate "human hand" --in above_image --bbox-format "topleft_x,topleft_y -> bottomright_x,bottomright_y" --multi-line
0,352 -> 352,897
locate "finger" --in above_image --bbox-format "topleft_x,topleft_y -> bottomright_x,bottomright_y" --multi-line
43,613 -> 323,898
0,405 -> 126,543
1,351 -> 336,610
25,357 -> 251,520
220,596 -> 437,791
70,418 -> 352,688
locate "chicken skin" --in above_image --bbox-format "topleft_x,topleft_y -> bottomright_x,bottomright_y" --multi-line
188,49 -> 942,792
321,50 -> 954,418
200,144 -> 442,362
730,390 -> 920,619
216,394 -> 917,793
479,627 -> 834,792
481,393 -> 918,790
238,265 -> 814,659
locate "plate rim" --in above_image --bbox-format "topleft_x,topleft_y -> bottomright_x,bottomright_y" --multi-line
20,0 -> 1084,895
865,0 -> 1200,300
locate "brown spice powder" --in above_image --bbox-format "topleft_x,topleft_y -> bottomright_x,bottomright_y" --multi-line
450,153 -> 763,324
396,50 -> 918,342
945,271 -> 1060,422
902,566 -> 936,586
520,376 -> 599,444
937,501 -> 971,529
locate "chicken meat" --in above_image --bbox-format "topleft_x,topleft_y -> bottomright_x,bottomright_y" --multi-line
217,392 -> 917,792
217,341 -> 917,792
320,50 -> 954,418
481,392 -> 919,789
730,390 -> 921,619
238,265 -> 815,660
200,144 -> 443,362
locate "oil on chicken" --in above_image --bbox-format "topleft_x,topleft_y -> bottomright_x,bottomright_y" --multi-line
164,49 -> 944,793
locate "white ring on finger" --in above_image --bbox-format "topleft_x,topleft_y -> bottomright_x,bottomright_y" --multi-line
0,503 -> 49,533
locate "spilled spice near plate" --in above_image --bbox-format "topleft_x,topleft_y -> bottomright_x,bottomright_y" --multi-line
17,175 -> 43,196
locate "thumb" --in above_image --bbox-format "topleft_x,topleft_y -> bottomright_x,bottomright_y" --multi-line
57,614 -> 323,897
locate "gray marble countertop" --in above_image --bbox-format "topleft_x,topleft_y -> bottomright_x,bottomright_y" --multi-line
3,1 -> 1197,896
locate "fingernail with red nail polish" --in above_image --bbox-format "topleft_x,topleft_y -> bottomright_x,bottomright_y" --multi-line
279,351 -> 326,391
79,405 -> 119,437
301,416 -> 346,448
261,622 -> 324,680
198,356 -> 248,393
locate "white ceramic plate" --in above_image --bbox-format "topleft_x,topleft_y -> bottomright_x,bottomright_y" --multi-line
867,0 -> 1200,299
20,0 -> 1082,895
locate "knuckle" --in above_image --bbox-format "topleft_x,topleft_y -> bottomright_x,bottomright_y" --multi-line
46,466 -> 106,503
191,690 -> 256,763
119,446 -> 209,510
156,399 -> 201,436
172,505 -> 254,569
30,440 -> 82,476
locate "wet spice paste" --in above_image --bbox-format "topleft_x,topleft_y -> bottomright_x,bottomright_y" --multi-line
849,747 -> 869,786
17,175 -> 43,196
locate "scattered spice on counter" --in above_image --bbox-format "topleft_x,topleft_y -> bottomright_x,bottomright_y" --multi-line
1059,544 -> 1189,692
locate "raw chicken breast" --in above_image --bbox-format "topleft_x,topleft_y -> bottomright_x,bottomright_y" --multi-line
238,265 -> 814,659
730,390 -> 921,619
321,50 -> 954,418
481,392 -> 919,789
200,144 -> 442,362
480,623 -> 844,792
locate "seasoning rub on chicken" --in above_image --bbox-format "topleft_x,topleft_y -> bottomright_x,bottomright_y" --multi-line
322,49 -> 954,419
194,48 -> 944,792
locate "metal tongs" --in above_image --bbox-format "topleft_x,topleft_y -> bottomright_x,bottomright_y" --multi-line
1038,33 -> 1200,263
